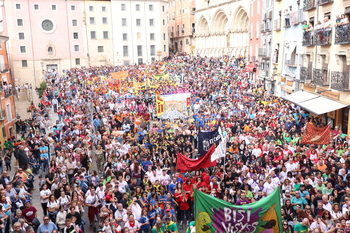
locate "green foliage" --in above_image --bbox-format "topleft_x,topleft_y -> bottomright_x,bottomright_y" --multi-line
38,82 -> 47,98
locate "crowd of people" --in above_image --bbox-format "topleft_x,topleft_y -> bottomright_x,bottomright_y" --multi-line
1,53 -> 349,233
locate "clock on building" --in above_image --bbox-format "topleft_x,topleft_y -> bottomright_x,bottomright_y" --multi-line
41,20 -> 54,32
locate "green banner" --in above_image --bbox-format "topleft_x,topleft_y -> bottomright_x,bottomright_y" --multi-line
194,187 -> 282,233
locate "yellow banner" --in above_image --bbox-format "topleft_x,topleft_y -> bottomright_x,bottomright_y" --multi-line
156,95 -> 165,117
154,73 -> 169,80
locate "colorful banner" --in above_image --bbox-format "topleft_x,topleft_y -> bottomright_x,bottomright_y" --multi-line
154,73 -> 169,80
300,123 -> 331,145
176,145 -> 216,172
197,127 -> 222,156
156,95 -> 165,117
194,187 -> 282,233
110,71 -> 128,80
161,93 -> 191,116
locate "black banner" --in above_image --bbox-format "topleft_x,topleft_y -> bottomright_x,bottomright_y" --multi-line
197,127 -> 222,156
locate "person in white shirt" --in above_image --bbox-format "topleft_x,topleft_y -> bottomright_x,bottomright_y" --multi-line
117,176 -> 128,194
160,169 -> 170,185
263,177 -> 276,196
251,145 -> 262,157
285,159 -> 298,175
85,188 -> 100,226
124,214 -> 140,233
130,198 -> 142,220
115,204 -> 127,228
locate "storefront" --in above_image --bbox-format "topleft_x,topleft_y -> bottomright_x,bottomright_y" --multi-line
281,89 -> 348,132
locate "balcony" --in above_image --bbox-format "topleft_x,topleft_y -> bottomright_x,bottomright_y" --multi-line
302,31 -> 315,46
4,88 -> 13,97
314,28 -> 332,45
334,24 -> 350,44
170,32 -> 174,38
258,48 -> 266,56
313,68 -> 329,86
304,0 -> 316,11
300,67 -> 312,82
318,0 -> 333,6
285,60 -> 297,67
274,19 -> 281,31
330,71 -> 350,91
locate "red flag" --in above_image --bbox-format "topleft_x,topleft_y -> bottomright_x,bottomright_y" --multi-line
176,145 -> 217,172
301,123 -> 331,145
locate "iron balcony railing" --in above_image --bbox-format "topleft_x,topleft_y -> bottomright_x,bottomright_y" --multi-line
274,18 -> 281,31
300,67 -> 313,82
318,0 -> 333,6
334,24 -> 350,44
330,71 -> 350,91
258,48 -> 266,56
302,31 -> 315,46
304,0 -> 316,11
313,68 -> 329,86
314,28 -> 332,45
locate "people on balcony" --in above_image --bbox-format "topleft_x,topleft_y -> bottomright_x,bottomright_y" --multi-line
315,21 -> 324,43
340,14 -> 349,41
284,9 -> 290,27
324,17 -> 332,44
335,15 -> 341,25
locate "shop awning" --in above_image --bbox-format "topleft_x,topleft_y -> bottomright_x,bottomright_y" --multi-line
281,90 -> 318,104
297,96 -> 348,115
245,64 -> 256,72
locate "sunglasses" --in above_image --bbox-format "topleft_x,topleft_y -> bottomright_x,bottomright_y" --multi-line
44,219 -> 49,221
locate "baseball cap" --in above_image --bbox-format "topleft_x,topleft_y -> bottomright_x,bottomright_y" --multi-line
166,209 -> 170,212
24,200 -> 30,204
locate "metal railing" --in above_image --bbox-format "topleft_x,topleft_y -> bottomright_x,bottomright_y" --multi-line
334,24 -> 350,44
330,71 -> 350,91
258,48 -> 266,56
4,88 -> 13,97
302,31 -> 315,46
313,68 -> 329,86
318,0 -> 333,6
274,18 -> 281,31
314,28 -> 332,45
300,67 -> 312,82
304,0 -> 316,11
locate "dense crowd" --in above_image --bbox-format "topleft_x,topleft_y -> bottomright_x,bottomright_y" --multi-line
1,53 -> 350,233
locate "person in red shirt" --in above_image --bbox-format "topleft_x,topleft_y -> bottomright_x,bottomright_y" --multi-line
22,200 -> 39,229
179,190 -> 190,225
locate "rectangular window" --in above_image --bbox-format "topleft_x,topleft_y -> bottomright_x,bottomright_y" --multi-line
34,4 -> 39,10
6,104 -> 11,122
74,45 -> 79,51
151,57 -> 156,62
137,45 -> 142,56
138,58 -> 143,65
162,6 -> 165,12
75,58 -> 80,65
149,5 -> 153,11
89,6 -> 94,11
136,19 -> 141,26
102,17 -> 107,24
123,46 -> 128,57
21,60 -> 27,67
150,33 -> 155,41
71,5 -> 75,11
122,18 -> 127,26
103,31 -> 108,39
52,5 -> 56,10
123,33 -> 128,41
149,19 -> 154,26
121,4 -> 125,11
164,45 -> 166,52
163,33 -> 165,40
90,31 -> 96,39
18,32 -> 25,40
15,3 -> 21,9
150,45 -> 155,56
97,46 -> 104,53
124,60 -> 129,66
73,32 -> 78,39
102,6 -> 106,12
136,4 -> 140,11
17,19 -> 23,26
163,19 -> 165,25
20,46 -> 26,53
90,17 -> 95,24
72,19 -> 77,26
